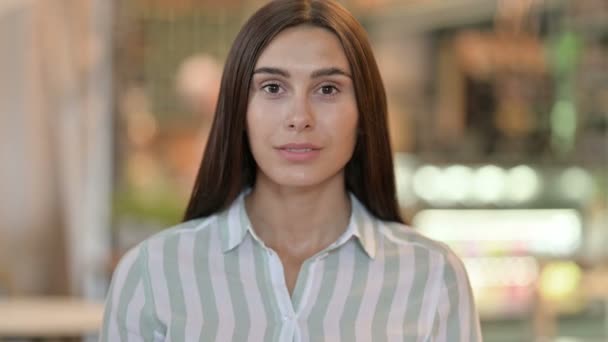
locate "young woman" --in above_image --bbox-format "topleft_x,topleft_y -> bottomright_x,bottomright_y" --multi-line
100,1 -> 482,341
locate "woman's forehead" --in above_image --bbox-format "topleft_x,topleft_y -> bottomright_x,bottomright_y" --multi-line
253,25 -> 351,75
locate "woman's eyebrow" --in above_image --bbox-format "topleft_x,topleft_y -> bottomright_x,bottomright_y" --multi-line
252,66 -> 351,79
311,67 -> 351,79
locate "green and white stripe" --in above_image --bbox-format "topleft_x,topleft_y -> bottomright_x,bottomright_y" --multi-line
100,191 -> 482,341
177,228 -> 203,340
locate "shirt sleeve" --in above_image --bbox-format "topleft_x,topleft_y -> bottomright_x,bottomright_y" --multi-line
431,250 -> 483,342
99,242 -> 163,342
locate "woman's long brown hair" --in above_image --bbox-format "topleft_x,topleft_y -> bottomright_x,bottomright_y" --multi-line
183,0 -> 403,224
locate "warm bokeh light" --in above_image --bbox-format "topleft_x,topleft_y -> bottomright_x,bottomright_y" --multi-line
540,261 -> 582,302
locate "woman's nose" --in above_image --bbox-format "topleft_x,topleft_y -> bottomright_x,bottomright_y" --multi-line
284,94 -> 315,131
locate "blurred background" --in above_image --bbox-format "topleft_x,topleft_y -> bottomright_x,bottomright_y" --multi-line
0,0 -> 606,341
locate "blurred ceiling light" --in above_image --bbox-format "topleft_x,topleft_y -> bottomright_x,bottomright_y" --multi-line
414,209 -> 582,256
413,165 -> 444,203
443,165 -> 474,203
472,165 -> 506,203
559,167 -> 594,202
394,154 -> 416,207
505,165 -> 540,203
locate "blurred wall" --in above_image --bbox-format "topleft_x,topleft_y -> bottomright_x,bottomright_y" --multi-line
0,0 -> 68,295
0,0 -> 113,298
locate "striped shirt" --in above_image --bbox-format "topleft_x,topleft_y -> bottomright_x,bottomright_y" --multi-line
100,191 -> 482,341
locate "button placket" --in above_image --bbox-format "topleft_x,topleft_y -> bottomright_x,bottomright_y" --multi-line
265,248 -> 297,327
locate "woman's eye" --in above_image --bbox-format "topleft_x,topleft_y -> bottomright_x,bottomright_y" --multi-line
262,83 -> 282,94
319,85 -> 338,95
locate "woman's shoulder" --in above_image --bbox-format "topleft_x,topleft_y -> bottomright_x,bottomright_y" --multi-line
377,220 -> 471,283
377,220 -> 462,264
113,216 -> 219,272
148,215 -> 219,243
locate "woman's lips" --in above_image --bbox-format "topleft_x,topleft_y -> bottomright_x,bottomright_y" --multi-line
276,143 -> 321,162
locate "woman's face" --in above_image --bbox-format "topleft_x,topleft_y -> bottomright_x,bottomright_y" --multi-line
246,25 -> 359,189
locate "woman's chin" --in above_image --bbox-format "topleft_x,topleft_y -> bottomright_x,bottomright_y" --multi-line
257,170 -> 342,190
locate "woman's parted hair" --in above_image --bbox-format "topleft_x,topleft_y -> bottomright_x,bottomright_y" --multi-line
183,0 -> 403,224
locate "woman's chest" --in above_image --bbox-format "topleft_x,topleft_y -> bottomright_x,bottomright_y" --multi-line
156,253 -> 438,342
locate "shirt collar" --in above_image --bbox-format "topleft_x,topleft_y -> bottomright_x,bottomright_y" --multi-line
220,190 -> 377,259
348,193 -> 377,259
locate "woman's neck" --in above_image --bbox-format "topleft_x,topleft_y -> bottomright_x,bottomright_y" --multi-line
244,176 -> 352,259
